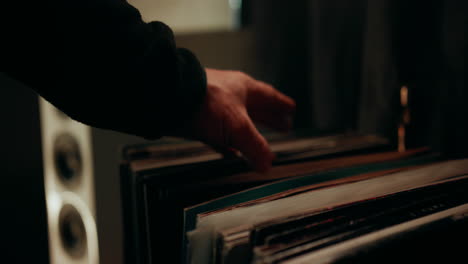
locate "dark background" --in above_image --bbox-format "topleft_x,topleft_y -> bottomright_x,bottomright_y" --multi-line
1,0 -> 467,263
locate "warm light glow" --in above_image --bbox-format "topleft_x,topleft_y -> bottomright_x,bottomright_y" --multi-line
398,124 -> 406,152
400,86 -> 408,107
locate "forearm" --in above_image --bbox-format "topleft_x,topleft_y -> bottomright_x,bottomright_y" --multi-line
5,0 -> 206,139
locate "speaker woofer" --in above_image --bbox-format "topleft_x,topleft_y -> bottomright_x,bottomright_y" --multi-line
54,134 -> 82,185
59,204 -> 87,258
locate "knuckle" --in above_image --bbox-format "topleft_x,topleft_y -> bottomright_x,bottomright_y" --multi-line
234,70 -> 246,76
234,70 -> 251,81
244,79 -> 256,90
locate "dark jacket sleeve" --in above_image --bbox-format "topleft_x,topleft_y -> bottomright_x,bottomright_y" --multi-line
4,0 -> 206,139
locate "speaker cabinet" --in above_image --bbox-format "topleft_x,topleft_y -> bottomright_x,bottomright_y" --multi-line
39,98 -> 148,264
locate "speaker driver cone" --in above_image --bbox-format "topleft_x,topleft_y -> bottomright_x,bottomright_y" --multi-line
54,134 -> 82,185
59,204 -> 87,258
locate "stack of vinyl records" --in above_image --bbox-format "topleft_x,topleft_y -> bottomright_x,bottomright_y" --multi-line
120,133 -> 468,264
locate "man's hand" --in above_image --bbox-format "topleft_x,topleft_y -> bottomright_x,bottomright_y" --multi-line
178,68 -> 295,172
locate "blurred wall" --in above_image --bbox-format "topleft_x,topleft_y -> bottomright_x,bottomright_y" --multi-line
176,30 -> 260,75
308,0 -> 367,133
129,0 -> 238,34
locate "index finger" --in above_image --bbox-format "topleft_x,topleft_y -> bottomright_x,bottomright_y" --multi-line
228,111 -> 275,172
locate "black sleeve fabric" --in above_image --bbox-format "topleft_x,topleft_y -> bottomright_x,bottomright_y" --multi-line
3,0 -> 207,139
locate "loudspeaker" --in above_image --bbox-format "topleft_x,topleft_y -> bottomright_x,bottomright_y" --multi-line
39,98 -> 148,264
